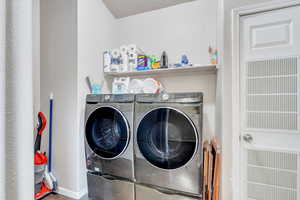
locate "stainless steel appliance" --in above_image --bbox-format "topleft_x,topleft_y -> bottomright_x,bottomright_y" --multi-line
134,93 -> 203,199
85,94 -> 135,200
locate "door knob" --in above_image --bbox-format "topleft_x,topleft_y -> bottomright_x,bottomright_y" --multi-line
243,134 -> 253,143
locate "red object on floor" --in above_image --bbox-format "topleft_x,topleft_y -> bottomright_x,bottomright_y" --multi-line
35,183 -> 52,199
34,152 -> 48,165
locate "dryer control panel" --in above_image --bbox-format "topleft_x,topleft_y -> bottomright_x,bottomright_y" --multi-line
86,94 -> 135,104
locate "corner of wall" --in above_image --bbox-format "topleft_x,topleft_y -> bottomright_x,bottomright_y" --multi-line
76,0 -> 119,195
58,186 -> 88,199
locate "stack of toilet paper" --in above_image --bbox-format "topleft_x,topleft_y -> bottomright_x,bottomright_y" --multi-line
103,44 -> 145,73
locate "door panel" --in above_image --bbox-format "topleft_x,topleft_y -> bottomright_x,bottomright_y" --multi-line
242,6 -> 300,60
240,6 -> 300,200
245,149 -> 298,200
251,20 -> 292,49
245,57 -> 299,132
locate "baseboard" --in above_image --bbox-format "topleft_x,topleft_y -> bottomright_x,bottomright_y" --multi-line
57,186 -> 88,199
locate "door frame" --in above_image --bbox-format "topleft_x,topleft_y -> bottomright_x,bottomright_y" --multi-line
231,1 -> 300,200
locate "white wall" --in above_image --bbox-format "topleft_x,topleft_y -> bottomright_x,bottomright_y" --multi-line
116,0 -> 218,139
5,0 -> 34,199
40,0 -> 80,197
0,0 -> 5,198
40,0 -> 117,197
117,0 -> 218,65
33,0 -> 40,120
77,0 -> 118,194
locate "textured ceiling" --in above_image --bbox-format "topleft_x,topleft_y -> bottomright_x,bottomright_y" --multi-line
102,0 -> 197,18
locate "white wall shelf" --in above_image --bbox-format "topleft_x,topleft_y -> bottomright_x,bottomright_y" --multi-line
104,64 -> 217,77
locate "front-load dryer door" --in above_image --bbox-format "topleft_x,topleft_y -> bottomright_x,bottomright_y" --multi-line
86,106 -> 130,160
137,107 -> 198,169
135,107 -> 202,195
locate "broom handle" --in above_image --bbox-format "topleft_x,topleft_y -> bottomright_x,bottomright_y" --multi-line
49,94 -> 53,173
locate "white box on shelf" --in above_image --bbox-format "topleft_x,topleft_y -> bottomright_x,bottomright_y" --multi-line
112,77 -> 130,94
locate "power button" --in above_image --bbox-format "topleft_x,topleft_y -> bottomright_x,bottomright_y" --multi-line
105,95 -> 110,100
162,94 -> 169,101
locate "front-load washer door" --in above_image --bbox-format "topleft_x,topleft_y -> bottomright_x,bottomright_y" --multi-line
86,106 -> 130,160
137,107 -> 198,170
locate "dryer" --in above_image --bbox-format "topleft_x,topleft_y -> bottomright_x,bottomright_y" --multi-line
85,94 -> 135,200
134,93 -> 203,199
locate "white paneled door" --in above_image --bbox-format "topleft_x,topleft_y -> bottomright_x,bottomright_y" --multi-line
240,6 -> 300,200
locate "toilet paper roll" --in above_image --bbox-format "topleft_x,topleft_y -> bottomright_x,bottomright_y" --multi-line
128,51 -> 137,58
128,44 -> 145,55
111,49 -> 121,58
111,49 -> 121,72
128,51 -> 138,71
119,53 -> 128,72
120,45 -> 129,54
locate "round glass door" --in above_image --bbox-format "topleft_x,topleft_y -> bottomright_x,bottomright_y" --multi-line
85,106 -> 129,159
137,108 -> 198,170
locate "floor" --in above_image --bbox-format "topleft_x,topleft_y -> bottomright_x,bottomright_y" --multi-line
44,194 -> 89,200
44,194 -> 73,200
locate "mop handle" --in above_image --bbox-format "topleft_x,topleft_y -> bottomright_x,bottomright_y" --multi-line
49,93 -> 53,173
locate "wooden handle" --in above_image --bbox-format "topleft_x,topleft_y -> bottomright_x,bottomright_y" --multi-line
203,141 -> 209,200
212,136 -> 221,200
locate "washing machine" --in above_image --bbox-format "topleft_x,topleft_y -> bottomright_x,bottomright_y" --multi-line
85,94 -> 135,200
134,93 -> 203,199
